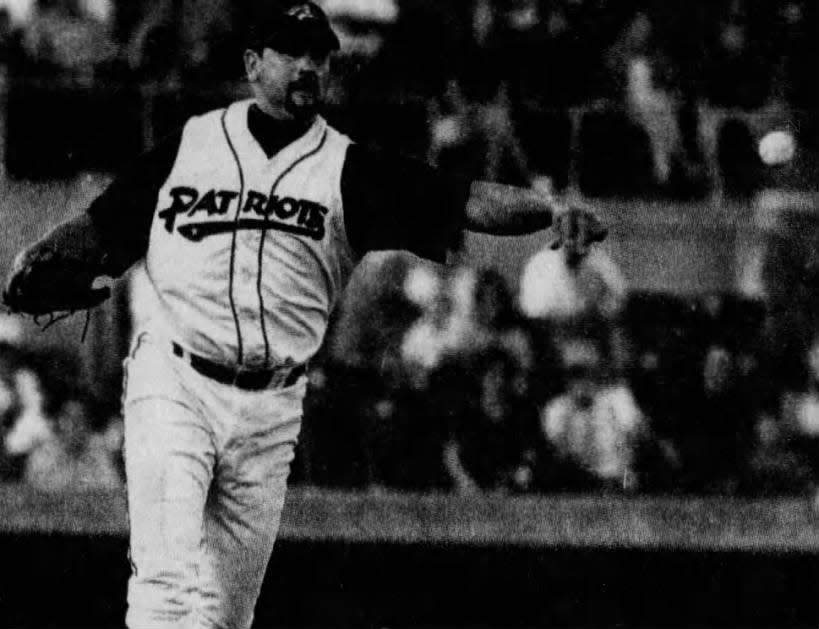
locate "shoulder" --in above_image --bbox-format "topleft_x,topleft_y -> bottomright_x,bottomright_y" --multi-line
324,120 -> 353,146
183,100 -> 255,140
163,110 -> 226,157
342,142 -> 432,178
185,104 -> 232,132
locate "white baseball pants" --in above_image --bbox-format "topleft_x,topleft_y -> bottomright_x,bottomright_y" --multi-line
122,331 -> 305,629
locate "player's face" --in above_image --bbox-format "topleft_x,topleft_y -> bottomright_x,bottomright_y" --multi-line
245,45 -> 331,122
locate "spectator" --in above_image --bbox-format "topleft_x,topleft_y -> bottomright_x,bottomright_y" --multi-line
427,79 -> 491,183
745,413 -> 814,496
4,371 -> 121,491
776,0 -> 817,174
177,0 -> 238,81
389,266 -> 539,492
350,262 -> 452,491
400,265 -> 455,386
0,0 -> 35,31
606,11 -> 683,188
402,264 -> 536,388
779,333 -> 819,489
672,342 -> 757,494
308,252 -> 435,488
0,6 -> 16,65
3,350 -> 122,491
716,116 -> 762,199
702,1 -> 773,112
538,336 -> 646,492
443,347 -> 537,493
625,294 -> 703,454
124,0 -> 178,82
0,351 -> 23,481
21,0 -> 118,82
761,208 -> 819,392
519,239 -> 629,374
126,0 -> 238,83
2,368 -> 47,462
361,371 -> 453,492
399,262 -> 518,386
20,395 -> 122,492
428,79 -> 531,187
472,268 -> 535,370
519,242 -> 627,325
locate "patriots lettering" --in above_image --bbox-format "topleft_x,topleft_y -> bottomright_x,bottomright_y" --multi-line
158,186 -> 197,231
195,189 -> 240,217
158,186 -> 329,241
242,190 -> 267,216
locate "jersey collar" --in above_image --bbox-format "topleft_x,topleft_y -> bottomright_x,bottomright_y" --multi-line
225,98 -> 327,174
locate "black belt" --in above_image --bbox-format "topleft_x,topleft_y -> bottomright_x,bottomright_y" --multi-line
172,343 -> 306,390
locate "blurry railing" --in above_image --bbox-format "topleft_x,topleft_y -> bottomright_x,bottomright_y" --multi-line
2,484 -> 818,553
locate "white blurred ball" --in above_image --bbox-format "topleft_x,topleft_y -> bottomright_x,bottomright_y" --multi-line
758,130 -> 796,166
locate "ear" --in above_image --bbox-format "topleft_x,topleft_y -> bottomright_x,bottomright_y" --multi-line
244,49 -> 261,81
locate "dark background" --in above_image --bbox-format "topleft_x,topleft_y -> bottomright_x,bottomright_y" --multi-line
0,534 -> 815,628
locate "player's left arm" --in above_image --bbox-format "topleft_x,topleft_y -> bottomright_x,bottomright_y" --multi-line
463,181 -> 607,253
342,144 -> 606,262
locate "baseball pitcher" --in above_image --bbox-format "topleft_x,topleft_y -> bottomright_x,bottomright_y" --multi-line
3,2 -> 605,628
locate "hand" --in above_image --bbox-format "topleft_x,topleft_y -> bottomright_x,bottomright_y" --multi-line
549,205 -> 607,257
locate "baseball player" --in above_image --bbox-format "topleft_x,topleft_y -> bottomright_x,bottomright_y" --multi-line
3,2 -> 605,628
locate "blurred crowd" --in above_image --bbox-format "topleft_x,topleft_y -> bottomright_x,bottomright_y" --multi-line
0,0 -> 814,192
293,240 -> 819,498
2,240 -> 818,498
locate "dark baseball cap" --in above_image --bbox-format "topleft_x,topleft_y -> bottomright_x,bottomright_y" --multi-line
247,1 -> 341,56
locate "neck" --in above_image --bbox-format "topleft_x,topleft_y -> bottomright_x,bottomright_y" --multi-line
248,103 -> 314,158
254,98 -> 315,128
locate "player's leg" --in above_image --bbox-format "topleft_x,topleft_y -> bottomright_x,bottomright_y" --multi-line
193,381 -> 305,629
123,335 -> 216,629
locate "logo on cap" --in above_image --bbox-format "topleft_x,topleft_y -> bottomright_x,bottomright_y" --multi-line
286,3 -> 322,22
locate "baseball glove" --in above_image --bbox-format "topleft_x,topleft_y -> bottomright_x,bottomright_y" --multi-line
3,240 -> 110,325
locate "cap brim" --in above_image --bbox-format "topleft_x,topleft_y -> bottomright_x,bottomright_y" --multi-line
251,18 -> 340,55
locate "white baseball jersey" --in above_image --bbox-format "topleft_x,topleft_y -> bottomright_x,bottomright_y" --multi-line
145,98 -> 356,368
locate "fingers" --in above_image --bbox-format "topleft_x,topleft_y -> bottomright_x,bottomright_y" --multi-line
550,206 -> 607,254
550,209 -> 589,256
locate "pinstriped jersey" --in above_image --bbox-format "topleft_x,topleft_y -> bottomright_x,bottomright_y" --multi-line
145,99 -> 355,368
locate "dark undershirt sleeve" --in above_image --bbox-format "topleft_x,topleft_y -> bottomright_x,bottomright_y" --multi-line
341,143 -> 471,263
86,129 -> 184,276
